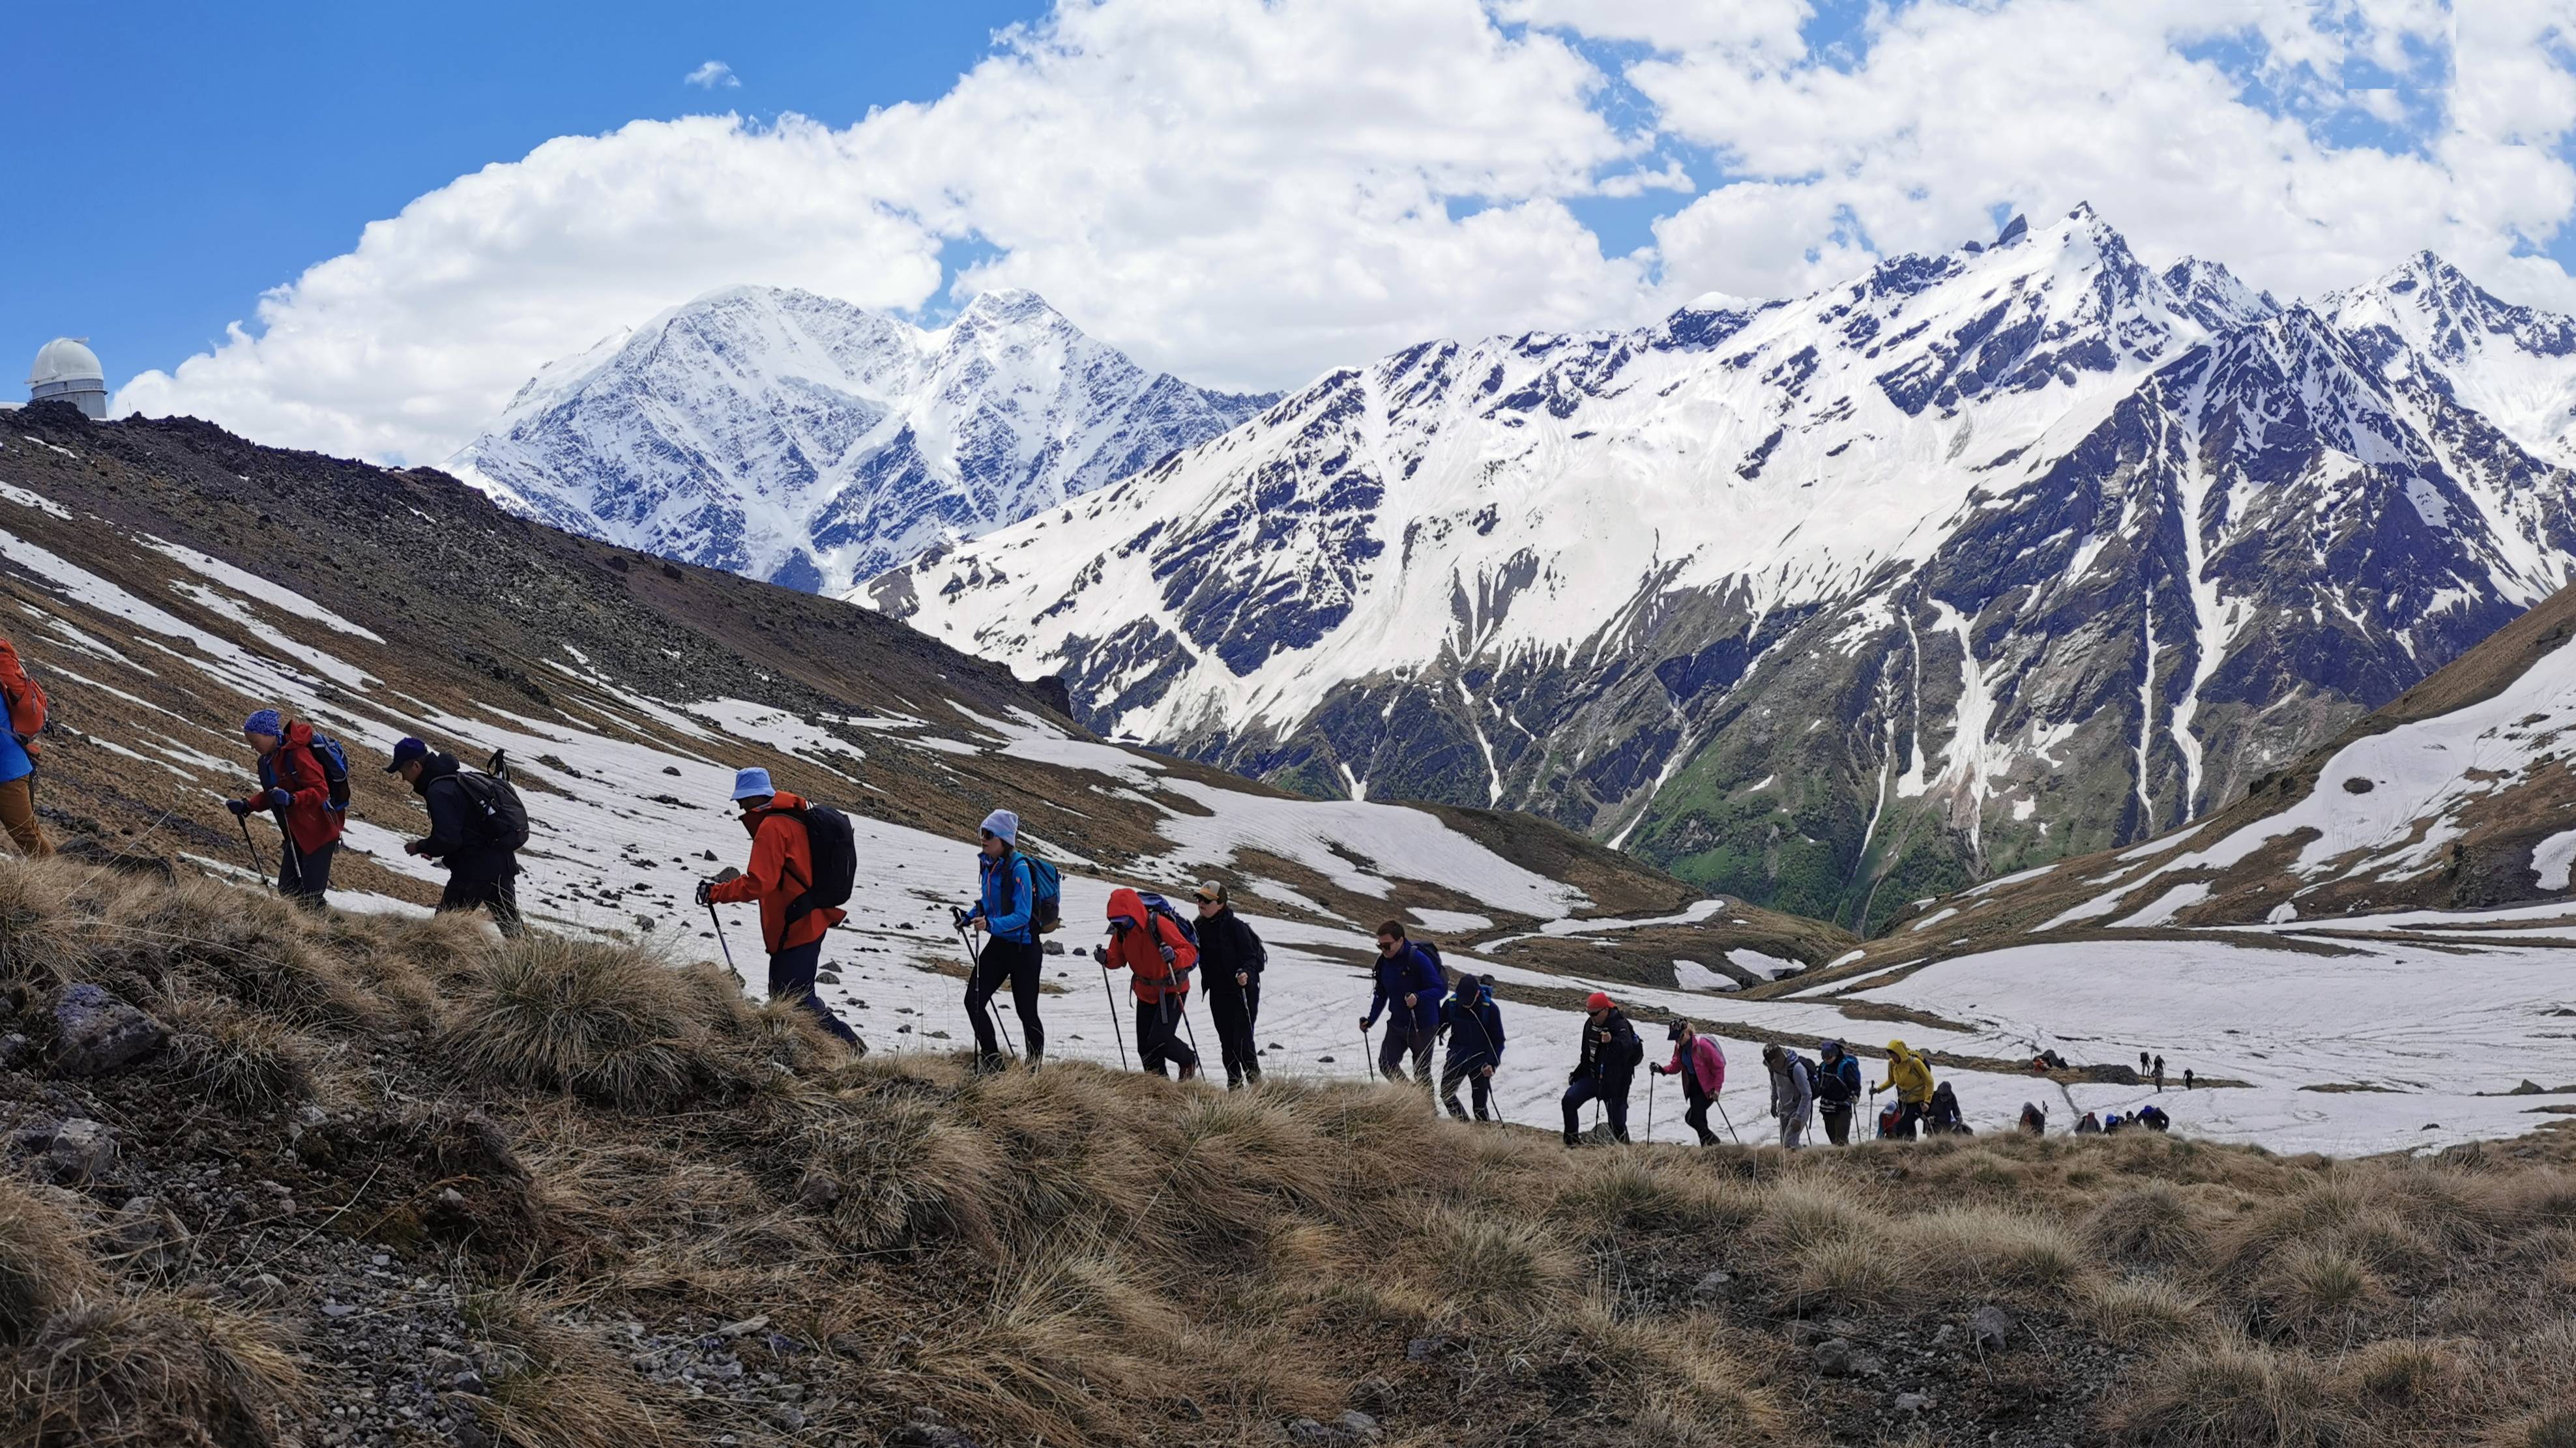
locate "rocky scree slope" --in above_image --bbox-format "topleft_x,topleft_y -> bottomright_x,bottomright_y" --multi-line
447,286 -> 1274,596
8,854 -> 2576,1448
881,207 -> 2576,933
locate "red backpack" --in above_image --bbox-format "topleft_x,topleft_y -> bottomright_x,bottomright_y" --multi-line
0,639 -> 50,759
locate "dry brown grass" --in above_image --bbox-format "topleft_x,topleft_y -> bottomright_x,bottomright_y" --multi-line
10,854 -> 2576,1445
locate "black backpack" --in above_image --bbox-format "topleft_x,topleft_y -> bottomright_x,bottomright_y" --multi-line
1135,891 -> 1200,947
450,770 -> 530,851
782,804 -> 857,924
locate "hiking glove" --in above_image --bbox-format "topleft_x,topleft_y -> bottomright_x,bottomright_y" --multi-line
1092,945 -> 1109,965
950,906 -> 969,930
1158,944 -> 1175,965
694,880 -> 714,906
263,789 -> 293,812
225,798 -> 252,817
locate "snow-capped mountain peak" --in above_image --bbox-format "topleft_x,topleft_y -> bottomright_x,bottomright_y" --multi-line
877,207 -> 2576,931
446,285 -> 1275,594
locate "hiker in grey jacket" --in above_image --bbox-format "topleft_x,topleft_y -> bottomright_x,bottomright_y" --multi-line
1763,1044 -> 1814,1149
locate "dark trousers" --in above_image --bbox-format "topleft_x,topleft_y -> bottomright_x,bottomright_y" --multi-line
1135,996 -> 1197,1077
1681,1081 -> 1718,1145
1562,1073 -> 1630,1142
967,936 -> 1044,1062
1440,1058 -> 1495,1121
1888,1102 -> 1924,1140
437,875 -> 524,937
280,838 -> 336,910
1377,1019 -> 1433,1089
1206,982 -> 1261,1085
770,938 -> 859,1045
1819,1102 -> 1853,1146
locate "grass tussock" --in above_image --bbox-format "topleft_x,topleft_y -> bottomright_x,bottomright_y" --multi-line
466,1290 -> 688,1448
0,1179 -> 98,1342
3,1292 -> 304,1448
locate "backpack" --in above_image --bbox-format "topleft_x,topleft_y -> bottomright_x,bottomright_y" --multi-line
450,770 -> 531,851
278,726 -> 351,813
0,639 -> 49,757
1023,853 -> 1062,933
1135,891 -> 1199,947
782,804 -> 857,924
1817,1054 -> 1860,1104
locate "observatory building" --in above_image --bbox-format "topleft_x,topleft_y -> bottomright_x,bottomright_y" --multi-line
27,338 -> 108,419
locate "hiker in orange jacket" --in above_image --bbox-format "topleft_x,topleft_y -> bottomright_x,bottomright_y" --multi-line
0,634 -> 51,858
224,709 -> 343,909
697,767 -> 858,1045
1093,886 -> 1201,1080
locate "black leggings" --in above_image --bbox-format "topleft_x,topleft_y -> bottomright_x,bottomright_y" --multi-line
967,936 -> 1044,1062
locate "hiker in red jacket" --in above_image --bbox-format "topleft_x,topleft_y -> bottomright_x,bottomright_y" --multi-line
697,767 -> 859,1045
224,709 -> 342,909
1093,886 -> 1201,1080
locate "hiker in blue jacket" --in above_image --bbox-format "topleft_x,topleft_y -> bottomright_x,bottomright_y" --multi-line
1360,919 -> 1447,1092
955,808 -> 1046,1069
1437,972 -> 1506,1122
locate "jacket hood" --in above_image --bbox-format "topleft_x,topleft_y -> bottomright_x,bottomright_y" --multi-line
412,752 -> 462,792
1105,886 -> 1145,928
739,789 -> 808,834
1886,1039 -> 1913,1059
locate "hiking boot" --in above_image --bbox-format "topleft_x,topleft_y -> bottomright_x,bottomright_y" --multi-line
1562,1132 -> 1582,1148
971,1052 -> 1008,1075
1178,1060 -> 1201,1082
1225,1073 -> 1243,1091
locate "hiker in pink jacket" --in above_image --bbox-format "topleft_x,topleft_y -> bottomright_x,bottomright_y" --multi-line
1652,1021 -> 1727,1146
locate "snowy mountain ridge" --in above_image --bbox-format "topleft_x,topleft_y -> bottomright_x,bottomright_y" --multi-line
876,206 -> 2576,931
446,285 -> 1275,594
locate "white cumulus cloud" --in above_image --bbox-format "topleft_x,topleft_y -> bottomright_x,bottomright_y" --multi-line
684,60 -> 739,89
113,0 -> 2576,470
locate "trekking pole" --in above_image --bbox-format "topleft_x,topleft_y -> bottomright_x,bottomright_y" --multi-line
1714,1094 -> 1743,1145
1647,1071 -> 1656,1143
958,923 -> 1015,1060
706,903 -> 737,973
1098,962 -> 1131,1070
1360,1022 -> 1373,1082
235,816 -> 274,892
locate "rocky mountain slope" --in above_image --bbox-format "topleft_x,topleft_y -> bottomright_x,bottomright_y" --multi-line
878,209 -> 2576,932
4,403 -> 2565,1163
446,286 -> 1273,594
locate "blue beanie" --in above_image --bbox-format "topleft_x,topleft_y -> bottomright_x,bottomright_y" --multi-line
730,766 -> 774,801
243,708 -> 283,737
980,808 -> 1019,844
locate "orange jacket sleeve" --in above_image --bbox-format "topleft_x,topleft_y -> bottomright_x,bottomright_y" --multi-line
707,817 -> 787,905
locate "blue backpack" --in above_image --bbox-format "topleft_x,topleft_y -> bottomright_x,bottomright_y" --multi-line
1135,891 -> 1199,947
1023,854 -> 1061,933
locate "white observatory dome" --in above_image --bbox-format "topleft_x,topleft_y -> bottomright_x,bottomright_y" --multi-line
27,338 -> 108,419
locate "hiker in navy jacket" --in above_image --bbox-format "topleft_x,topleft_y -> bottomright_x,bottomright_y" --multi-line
1360,919 -> 1447,1091
1437,972 -> 1506,1122
956,808 -> 1045,1069
1561,992 -> 1643,1146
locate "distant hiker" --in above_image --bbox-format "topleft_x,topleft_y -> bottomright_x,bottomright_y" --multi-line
1095,886 -> 1199,1080
226,709 -> 344,909
1193,881 -> 1266,1088
385,738 -> 526,936
1362,920 -> 1447,1092
0,634 -> 51,858
1815,1039 -> 1862,1145
2139,1050 -> 2150,1072
1561,991 -> 1642,1146
1763,1044 -> 1814,1149
1877,1100 -> 1905,1140
2019,1101 -> 2048,1135
2153,1054 -> 2166,1093
2184,1067 -> 2195,1090
1651,1022 -> 1725,1145
956,809 -> 1046,1068
2103,1111 -> 2130,1135
1926,1080 -> 1969,1135
2036,1048 -> 2070,1071
1871,1039 -> 1935,1140
1437,972 -> 1507,1122
2139,1103 -> 2172,1131
2075,1111 -> 2103,1135
697,768 -> 860,1047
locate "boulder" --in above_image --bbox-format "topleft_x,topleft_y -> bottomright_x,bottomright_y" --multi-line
52,984 -> 168,1076
40,1117 -> 119,1181
1969,1304 -> 2013,1352
1337,1410 -> 1383,1441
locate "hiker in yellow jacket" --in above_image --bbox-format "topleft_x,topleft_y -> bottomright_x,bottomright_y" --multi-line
1872,1039 -> 1935,1140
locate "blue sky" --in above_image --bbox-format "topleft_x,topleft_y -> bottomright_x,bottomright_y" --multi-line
2,0 -> 1043,389
18,1 -> 2575,466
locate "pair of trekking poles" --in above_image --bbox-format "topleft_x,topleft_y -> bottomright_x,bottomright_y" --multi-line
236,814 -> 307,896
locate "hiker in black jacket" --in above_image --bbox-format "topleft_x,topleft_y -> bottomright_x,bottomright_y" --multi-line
1815,1039 -> 1864,1145
1437,974 -> 1506,1122
1192,881 -> 1266,1088
1561,991 -> 1643,1146
387,738 -> 523,936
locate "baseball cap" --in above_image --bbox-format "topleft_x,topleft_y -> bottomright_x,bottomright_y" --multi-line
384,737 -> 429,773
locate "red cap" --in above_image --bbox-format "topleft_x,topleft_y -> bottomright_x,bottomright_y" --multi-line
1585,991 -> 1613,1011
